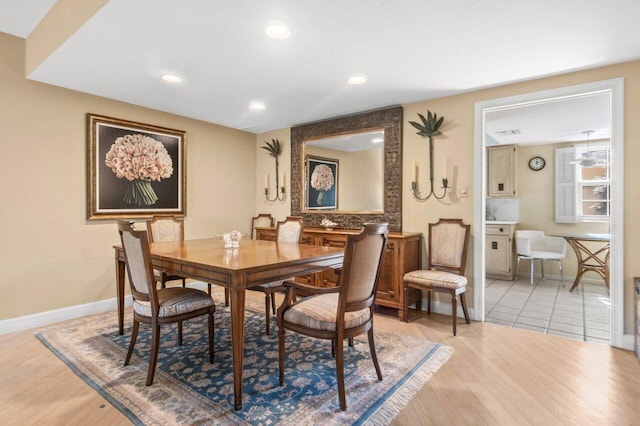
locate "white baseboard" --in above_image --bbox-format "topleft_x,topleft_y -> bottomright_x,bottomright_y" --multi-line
0,295 -> 133,335
412,298 -> 474,320
0,281 -> 214,336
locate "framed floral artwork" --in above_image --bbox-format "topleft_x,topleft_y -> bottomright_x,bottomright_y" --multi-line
305,155 -> 338,210
87,114 -> 186,219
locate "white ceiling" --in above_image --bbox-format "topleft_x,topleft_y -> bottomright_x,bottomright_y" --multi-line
485,92 -> 611,146
2,0 -> 639,135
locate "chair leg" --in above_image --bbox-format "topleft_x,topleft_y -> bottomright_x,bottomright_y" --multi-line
271,293 -> 277,318
147,321 -> 161,386
530,259 -> 534,285
265,294 -> 271,335
541,259 -> 545,280
335,336 -> 347,411
181,278 -> 186,288
403,281 -> 409,323
451,293 -> 458,336
427,291 -> 432,314
559,260 -> 565,287
224,288 -> 229,306
178,321 -> 183,345
367,327 -> 383,381
208,312 -> 215,363
460,292 -> 471,324
278,328 -> 285,386
331,339 -> 336,358
348,337 -> 354,347
124,319 -> 139,366
207,283 -> 212,296
516,256 -> 521,280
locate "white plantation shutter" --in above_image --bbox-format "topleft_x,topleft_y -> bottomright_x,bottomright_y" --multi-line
555,147 -> 577,223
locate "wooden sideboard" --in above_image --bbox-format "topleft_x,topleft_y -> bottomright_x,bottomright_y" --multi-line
256,227 -> 422,320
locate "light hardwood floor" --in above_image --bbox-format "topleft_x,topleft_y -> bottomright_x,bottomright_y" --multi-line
1,289 -> 639,425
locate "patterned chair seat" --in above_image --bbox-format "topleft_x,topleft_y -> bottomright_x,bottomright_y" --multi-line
283,293 -> 371,332
133,287 -> 215,318
403,270 -> 467,295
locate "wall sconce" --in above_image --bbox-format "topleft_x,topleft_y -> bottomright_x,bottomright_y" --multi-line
262,138 -> 286,202
409,110 -> 449,201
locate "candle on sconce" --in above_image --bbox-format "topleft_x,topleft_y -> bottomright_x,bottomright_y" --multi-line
281,171 -> 286,189
265,174 -> 269,189
443,157 -> 448,177
414,161 -> 418,183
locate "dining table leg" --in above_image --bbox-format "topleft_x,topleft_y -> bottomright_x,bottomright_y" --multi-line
116,257 -> 126,335
229,287 -> 246,410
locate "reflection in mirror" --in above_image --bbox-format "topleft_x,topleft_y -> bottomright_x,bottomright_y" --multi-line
291,106 -> 403,231
304,129 -> 384,212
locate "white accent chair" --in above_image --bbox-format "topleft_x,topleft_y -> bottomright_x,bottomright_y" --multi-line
515,230 -> 567,285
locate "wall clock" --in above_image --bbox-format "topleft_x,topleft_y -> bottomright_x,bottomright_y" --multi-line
528,156 -> 545,171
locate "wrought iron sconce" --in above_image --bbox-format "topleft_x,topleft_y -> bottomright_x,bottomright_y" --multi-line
409,110 -> 449,201
262,138 -> 286,202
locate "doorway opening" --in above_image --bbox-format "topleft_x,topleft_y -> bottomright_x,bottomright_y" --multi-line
473,78 -> 625,348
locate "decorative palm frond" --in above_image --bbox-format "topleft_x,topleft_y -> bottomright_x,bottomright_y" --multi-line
409,110 -> 444,138
262,138 -> 282,158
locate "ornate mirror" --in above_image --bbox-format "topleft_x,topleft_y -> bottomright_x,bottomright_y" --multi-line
291,106 -> 403,231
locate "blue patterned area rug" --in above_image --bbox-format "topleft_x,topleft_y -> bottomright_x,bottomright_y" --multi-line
35,295 -> 452,425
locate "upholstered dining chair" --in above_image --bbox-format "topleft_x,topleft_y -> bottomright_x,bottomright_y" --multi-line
276,223 -> 389,411
146,215 -> 187,289
515,230 -> 566,286
117,221 -> 215,386
403,218 -> 471,336
251,213 -> 274,239
249,216 -> 304,334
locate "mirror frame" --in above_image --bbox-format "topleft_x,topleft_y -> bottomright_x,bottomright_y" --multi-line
291,106 -> 403,231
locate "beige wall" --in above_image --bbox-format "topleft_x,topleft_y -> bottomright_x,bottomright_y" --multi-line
304,145 -> 383,211
516,143 -> 609,278
255,60 -> 640,334
255,129 -> 291,223
0,33 -> 256,319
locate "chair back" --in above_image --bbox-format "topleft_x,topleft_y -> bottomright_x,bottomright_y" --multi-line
515,230 -> 566,257
118,221 -> 157,306
428,219 -> 471,275
251,213 -> 274,239
338,223 -> 389,308
276,216 -> 304,243
147,215 -> 184,243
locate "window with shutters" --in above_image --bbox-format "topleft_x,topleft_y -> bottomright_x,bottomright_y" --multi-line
555,143 -> 610,223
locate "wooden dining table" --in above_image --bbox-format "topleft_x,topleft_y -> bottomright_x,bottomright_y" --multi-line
114,237 -> 344,410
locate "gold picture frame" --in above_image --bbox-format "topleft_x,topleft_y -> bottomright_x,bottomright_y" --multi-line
87,113 -> 186,220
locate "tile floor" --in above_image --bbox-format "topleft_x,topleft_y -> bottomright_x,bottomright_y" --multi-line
485,276 -> 611,344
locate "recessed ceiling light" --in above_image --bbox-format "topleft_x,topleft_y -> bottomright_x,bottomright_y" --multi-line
371,137 -> 383,144
348,73 -> 368,85
265,22 -> 290,39
249,101 -> 266,110
161,74 -> 182,83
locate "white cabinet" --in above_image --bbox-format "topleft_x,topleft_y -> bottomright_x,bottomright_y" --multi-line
485,223 -> 517,279
487,145 -> 517,198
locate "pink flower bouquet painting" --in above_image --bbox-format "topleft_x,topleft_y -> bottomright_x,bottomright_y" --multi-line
306,156 -> 338,210
87,114 -> 186,219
